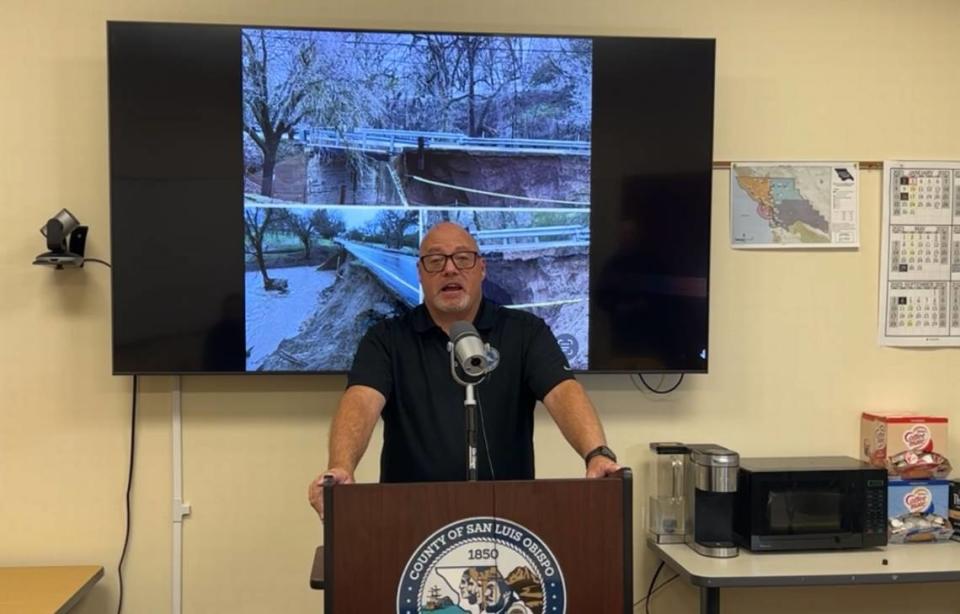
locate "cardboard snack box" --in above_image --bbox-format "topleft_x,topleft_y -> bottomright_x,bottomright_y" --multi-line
861,412 -> 949,478
950,479 -> 960,542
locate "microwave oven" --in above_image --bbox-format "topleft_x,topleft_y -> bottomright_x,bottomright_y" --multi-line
734,456 -> 888,551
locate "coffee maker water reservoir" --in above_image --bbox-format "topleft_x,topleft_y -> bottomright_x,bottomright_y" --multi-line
647,442 -> 689,543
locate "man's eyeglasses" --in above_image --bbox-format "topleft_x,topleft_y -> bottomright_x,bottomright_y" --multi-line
419,251 -> 480,273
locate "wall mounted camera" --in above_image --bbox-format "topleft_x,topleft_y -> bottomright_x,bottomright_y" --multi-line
33,208 -> 89,269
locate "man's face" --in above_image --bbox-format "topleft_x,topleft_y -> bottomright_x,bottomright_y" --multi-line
459,571 -> 479,605
483,577 -> 506,609
418,224 -> 485,316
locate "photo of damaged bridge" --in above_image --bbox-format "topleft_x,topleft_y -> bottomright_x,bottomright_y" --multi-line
338,222 -> 590,309
242,28 -> 592,371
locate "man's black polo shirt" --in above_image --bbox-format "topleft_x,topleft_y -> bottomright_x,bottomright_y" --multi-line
346,299 -> 574,483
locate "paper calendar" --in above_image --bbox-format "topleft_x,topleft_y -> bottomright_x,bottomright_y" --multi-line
879,162 -> 960,346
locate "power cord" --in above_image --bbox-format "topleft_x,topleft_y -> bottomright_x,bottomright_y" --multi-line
631,373 -> 684,394
84,258 -> 112,268
117,375 -> 137,614
633,561 -> 679,612
474,387 -> 496,481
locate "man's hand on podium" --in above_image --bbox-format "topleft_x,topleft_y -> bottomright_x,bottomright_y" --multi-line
585,455 -> 621,478
308,468 -> 353,520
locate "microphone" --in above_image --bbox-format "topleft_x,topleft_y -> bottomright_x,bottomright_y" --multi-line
447,321 -> 500,482
449,321 -> 495,377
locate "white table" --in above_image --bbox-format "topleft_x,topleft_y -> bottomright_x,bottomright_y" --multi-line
648,540 -> 960,614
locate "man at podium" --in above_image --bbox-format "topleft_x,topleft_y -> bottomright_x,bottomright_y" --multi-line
309,222 -> 618,517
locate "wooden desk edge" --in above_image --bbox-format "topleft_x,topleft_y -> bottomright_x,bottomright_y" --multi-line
310,546 -> 325,590
56,566 -> 104,614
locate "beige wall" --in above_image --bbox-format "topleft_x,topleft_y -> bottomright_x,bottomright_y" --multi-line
2,0 -> 959,612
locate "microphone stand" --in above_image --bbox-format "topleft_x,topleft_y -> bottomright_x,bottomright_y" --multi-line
464,381 -> 478,482
447,348 -> 486,482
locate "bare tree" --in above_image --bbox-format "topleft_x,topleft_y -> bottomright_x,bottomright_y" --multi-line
278,209 -> 315,259
523,38 -> 592,139
374,210 -> 418,249
414,35 -> 522,137
311,209 -> 346,239
243,29 -> 407,201
242,30 -> 326,198
244,208 -> 286,291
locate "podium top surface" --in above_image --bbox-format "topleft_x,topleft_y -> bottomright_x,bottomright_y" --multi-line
648,540 -> 960,588
0,565 -> 104,614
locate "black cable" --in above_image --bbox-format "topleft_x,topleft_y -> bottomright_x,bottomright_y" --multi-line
474,386 -> 496,481
117,375 -> 137,614
83,258 -> 112,268
631,561 -> 680,612
631,373 -> 684,395
640,574 -> 680,611
643,561 -> 664,613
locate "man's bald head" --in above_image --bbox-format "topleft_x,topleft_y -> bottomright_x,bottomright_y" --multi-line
419,222 -> 479,255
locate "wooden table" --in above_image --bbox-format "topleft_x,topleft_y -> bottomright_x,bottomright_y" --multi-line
648,540 -> 960,614
0,566 -> 104,614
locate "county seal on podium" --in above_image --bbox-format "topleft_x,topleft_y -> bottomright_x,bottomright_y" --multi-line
397,517 -> 566,614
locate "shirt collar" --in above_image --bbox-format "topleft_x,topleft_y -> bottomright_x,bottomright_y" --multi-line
412,299 -> 498,334
474,298 -> 498,331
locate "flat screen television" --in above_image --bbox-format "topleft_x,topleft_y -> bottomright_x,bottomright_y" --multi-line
108,21 -> 714,374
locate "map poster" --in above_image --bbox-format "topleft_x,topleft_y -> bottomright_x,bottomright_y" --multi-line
878,161 -> 960,347
730,162 -> 860,249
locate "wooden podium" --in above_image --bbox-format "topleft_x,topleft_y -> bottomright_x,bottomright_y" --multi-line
311,470 -> 632,613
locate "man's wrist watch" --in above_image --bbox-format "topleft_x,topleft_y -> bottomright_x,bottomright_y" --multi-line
584,445 -> 617,466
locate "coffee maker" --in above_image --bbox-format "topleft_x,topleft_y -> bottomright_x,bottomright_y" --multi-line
683,444 -> 740,558
647,442 -> 688,544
